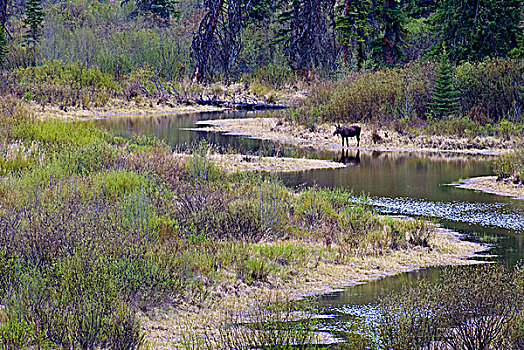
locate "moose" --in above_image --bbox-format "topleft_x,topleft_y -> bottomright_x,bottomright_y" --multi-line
333,124 -> 361,148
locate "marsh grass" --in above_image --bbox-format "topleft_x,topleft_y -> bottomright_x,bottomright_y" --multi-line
180,296 -> 325,350
0,100 -> 454,348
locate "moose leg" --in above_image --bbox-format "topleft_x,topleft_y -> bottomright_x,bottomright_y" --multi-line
356,135 -> 360,148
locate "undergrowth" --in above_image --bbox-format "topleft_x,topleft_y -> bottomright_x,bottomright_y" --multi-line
0,98 -> 480,348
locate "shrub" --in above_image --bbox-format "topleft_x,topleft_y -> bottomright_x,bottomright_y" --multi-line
11,60 -> 117,107
94,170 -> 149,197
454,58 -> 524,123
493,146 -> 524,182
376,264 -> 524,350
325,62 -> 435,123
184,141 -> 224,182
294,58 -> 523,130
10,118 -> 104,147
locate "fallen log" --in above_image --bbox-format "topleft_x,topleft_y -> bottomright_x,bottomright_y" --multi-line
193,98 -> 286,110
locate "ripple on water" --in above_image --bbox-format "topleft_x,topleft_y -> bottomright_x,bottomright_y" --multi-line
357,196 -> 524,231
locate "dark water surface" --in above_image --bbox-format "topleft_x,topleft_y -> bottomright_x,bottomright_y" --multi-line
97,111 -> 524,340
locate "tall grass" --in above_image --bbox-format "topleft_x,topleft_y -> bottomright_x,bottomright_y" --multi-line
0,101 -> 452,347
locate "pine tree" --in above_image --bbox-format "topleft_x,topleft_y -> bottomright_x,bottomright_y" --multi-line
430,46 -> 459,118
0,26 -> 7,67
433,0 -> 522,62
335,0 -> 372,68
23,0 -> 45,46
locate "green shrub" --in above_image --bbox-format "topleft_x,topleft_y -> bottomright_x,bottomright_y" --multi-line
10,119 -> 104,147
94,170 -> 148,197
236,256 -> 275,284
326,62 -> 435,123
493,146 -> 524,181
184,141 -> 224,182
15,60 -> 114,89
376,264 -> 524,350
454,58 -> 524,123
66,139 -> 120,175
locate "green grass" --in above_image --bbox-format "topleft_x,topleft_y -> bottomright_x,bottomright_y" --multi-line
0,99 -> 492,349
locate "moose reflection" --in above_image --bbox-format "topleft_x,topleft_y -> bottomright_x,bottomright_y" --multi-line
334,124 -> 361,147
334,149 -> 360,166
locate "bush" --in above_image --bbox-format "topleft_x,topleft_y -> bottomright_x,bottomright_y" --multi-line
324,62 -> 435,123
454,58 -> 524,123
294,58 -> 523,131
376,264 -> 524,350
493,146 -> 524,182
10,118 -> 104,147
10,60 -> 117,107
94,170 -> 149,197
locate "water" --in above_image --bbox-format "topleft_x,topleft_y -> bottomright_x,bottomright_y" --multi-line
97,111 -> 524,341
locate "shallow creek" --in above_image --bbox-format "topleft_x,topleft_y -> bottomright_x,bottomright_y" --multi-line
97,111 -> 524,342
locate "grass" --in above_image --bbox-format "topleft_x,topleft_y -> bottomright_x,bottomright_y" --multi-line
0,96 -> 499,348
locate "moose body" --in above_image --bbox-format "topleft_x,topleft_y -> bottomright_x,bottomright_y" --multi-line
334,124 -> 361,148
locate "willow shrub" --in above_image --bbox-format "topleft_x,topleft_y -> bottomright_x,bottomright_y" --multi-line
308,62 -> 436,123
297,58 -> 523,129
376,264 -> 524,350
493,146 -> 524,182
454,57 -> 524,123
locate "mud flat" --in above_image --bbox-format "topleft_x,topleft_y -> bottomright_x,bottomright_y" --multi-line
456,176 -> 524,200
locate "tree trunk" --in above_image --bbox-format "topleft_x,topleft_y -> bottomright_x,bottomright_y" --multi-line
342,0 -> 350,64
193,0 -> 224,83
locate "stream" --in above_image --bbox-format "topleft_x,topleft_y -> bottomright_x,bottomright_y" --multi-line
97,110 -> 524,344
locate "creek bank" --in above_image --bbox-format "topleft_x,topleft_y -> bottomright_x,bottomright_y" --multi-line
195,118 -> 519,156
144,228 -> 486,349
175,152 -> 345,172
32,99 -> 226,120
455,176 -> 524,200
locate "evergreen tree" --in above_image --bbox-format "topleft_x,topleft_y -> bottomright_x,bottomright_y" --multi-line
0,26 -> 7,67
433,0 -> 522,62
430,46 -> 459,118
335,0 -> 372,68
376,0 -> 406,65
23,0 -> 45,46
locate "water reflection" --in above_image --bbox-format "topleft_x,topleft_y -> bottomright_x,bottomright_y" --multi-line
97,112 -> 524,335
334,149 -> 360,166
97,111 -> 291,156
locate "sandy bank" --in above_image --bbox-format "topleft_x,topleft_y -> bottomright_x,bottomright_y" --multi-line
144,227 -> 486,349
195,117 -> 519,156
176,152 -> 345,172
455,176 -> 524,200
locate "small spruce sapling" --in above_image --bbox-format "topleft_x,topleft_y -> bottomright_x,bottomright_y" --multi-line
430,45 -> 460,118
23,0 -> 45,46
